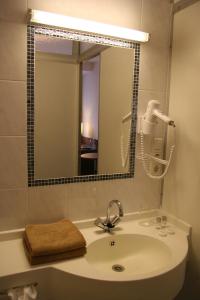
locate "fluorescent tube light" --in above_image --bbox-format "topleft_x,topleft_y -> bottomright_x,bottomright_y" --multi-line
30,10 -> 149,43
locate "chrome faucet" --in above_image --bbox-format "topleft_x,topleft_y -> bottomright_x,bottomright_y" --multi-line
94,200 -> 124,232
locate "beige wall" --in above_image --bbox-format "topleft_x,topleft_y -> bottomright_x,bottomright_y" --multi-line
163,2 -> 200,298
98,47 -> 133,174
35,52 -> 79,179
0,0 -> 171,229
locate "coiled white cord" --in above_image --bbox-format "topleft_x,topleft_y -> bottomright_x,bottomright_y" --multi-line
139,126 -> 175,179
120,121 -> 131,168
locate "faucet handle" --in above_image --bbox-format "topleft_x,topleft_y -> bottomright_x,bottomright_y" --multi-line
94,217 -> 103,225
94,217 -> 106,230
110,215 -> 121,226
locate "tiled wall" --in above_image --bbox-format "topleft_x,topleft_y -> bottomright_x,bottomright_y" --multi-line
0,0 -> 172,230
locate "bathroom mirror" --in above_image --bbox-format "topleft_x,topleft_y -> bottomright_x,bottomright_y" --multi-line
27,25 -> 140,186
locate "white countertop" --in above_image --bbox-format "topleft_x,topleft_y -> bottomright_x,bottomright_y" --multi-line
0,209 -> 190,282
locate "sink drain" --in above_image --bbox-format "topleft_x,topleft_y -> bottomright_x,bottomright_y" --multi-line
112,264 -> 125,272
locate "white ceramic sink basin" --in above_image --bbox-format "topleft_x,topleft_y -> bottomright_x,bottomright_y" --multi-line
75,218 -> 189,300
85,234 -> 172,277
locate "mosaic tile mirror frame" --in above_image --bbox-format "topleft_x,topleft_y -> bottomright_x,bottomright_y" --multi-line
27,25 -> 140,186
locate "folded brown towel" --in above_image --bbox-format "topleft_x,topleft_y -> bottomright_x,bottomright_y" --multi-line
23,238 -> 86,265
24,219 -> 86,257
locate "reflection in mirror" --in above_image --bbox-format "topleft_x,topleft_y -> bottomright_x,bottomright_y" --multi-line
34,33 -> 135,180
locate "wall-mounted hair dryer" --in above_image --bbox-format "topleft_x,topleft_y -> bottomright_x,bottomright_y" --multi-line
139,100 -> 175,135
138,100 -> 176,180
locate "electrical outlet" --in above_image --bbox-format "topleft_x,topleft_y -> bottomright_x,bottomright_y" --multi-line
149,138 -> 164,175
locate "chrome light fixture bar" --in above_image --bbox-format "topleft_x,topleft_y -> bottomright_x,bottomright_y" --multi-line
30,10 -> 150,43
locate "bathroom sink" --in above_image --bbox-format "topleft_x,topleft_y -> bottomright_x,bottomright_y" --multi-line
85,234 -> 172,276
0,212 -> 189,300
66,219 -> 189,300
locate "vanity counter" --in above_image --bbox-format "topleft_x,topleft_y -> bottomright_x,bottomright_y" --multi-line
0,209 -> 190,281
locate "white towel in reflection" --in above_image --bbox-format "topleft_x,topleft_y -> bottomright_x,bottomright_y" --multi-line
23,286 -> 37,300
8,285 -> 37,300
8,289 -> 18,300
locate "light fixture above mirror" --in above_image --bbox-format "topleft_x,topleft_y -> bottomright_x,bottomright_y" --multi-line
29,9 -> 150,43
27,11 -> 147,186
